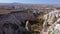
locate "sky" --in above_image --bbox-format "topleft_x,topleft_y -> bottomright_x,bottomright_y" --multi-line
0,0 -> 60,4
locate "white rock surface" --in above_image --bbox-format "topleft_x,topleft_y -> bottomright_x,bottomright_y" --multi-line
43,10 -> 60,34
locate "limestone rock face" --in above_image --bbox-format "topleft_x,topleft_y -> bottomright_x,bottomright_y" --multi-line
46,18 -> 60,34
43,10 -> 60,34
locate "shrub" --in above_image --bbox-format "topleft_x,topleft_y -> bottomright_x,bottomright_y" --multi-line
31,17 -> 44,34
37,18 -> 44,26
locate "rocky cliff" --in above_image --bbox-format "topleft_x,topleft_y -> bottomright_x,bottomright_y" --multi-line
43,10 -> 60,34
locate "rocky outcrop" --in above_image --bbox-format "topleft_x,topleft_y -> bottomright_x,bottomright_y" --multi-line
0,11 -> 38,34
43,10 -> 60,34
44,18 -> 60,34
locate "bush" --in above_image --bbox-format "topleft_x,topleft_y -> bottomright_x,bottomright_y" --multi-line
31,17 -> 44,34
31,24 -> 38,31
31,24 -> 38,34
37,18 -> 44,26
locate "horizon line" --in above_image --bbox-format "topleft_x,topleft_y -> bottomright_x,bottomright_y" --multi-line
0,2 -> 60,5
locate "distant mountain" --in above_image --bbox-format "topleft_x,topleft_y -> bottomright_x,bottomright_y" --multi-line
0,3 -> 60,10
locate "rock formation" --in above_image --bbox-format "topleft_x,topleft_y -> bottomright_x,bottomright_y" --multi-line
0,11 -> 38,34
42,10 -> 60,34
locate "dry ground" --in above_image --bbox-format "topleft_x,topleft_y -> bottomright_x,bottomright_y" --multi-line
0,9 -> 26,14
